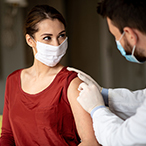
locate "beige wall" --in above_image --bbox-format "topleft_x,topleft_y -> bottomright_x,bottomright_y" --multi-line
0,0 -> 25,114
65,0 -> 146,90
0,0 -> 146,114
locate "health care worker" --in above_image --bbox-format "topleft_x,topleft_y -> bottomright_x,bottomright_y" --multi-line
68,0 -> 146,146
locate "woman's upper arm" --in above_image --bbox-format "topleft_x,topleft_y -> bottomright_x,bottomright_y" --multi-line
67,77 -> 100,146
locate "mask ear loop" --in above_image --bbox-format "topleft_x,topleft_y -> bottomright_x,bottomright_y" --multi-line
30,36 -> 36,43
119,31 -> 125,42
131,34 -> 137,55
30,36 -> 37,55
131,45 -> 136,55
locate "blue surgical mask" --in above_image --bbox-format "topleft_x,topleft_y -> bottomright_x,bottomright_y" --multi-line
116,32 -> 142,63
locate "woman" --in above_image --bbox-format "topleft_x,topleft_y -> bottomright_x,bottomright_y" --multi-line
0,5 -> 99,146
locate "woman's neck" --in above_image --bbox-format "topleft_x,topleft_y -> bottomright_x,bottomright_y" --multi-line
29,59 -> 64,78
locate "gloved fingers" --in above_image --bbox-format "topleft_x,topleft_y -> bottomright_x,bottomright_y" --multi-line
67,67 -> 96,85
77,95 -> 83,105
67,67 -> 84,74
78,73 -> 99,89
67,67 -> 101,91
78,73 -> 92,85
78,82 -> 88,92
67,67 -> 91,80
77,92 -> 87,106
77,88 -> 95,114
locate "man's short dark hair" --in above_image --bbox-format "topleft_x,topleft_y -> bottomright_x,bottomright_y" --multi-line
97,0 -> 146,34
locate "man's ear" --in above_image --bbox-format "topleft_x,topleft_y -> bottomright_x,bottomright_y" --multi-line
25,34 -> 35,48
123,27 -> 137,46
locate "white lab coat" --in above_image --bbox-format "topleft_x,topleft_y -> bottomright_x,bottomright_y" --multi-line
92,88 -> 146,146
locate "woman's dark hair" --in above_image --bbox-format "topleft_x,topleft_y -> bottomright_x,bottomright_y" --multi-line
24,5 -> 66,37
97,0 -> 146,34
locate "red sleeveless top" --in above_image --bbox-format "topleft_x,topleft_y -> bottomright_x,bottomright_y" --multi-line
0,67 -> 80,146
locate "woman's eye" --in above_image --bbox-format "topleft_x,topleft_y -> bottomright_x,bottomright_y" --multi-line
43,36 -> 51,40
59,34 -> 66,38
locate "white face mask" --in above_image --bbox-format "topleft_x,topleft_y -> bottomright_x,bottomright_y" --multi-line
33,37 -> 68,67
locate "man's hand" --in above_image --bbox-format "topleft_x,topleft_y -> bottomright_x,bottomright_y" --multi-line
77,82 -> 105,113
67,67 -> 105,113
67,67 -> 102,92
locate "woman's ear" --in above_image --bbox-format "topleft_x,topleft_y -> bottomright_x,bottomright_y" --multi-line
25,34 -> 35,48
123,27 -> 137,46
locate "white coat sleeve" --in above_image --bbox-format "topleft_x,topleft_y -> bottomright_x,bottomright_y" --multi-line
92,98 -> 146,146
108,88 -> 146,120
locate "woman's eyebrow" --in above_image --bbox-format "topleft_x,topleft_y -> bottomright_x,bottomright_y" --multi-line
41,33 -> 53,36
59,30 -> 66,34
41,30 -> 66,37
